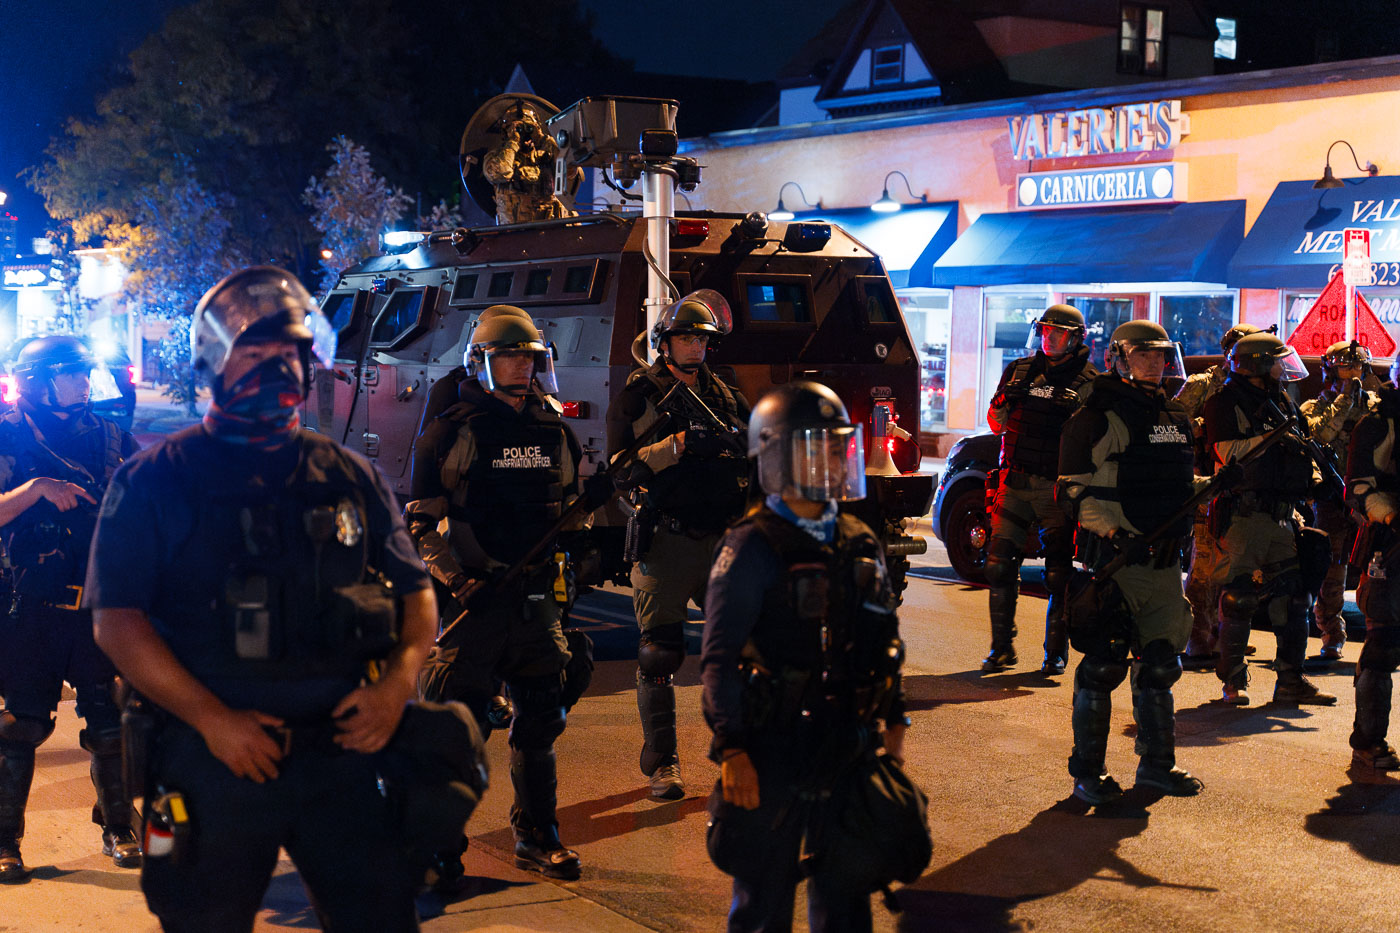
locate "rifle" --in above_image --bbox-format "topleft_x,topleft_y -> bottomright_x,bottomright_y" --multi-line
436,381 -> 687,646
1261,397 -> 1346,505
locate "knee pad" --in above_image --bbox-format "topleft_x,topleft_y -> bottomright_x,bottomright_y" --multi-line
1219,581 -> 1259,620
638,624 -> 685,680
1042,562 -> 1073,596
1134,639 -> 1183,689
0,711 -> 55,750
1040,527 -> 1074,563
1076,655 -> 1129,693
984,539 -> 1022,587
509,705 -> 567,750
78,727 -> 123,757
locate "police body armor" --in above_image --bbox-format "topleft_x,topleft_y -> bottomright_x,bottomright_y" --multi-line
629,364 -> 748,534
442,397 -> 570,566
1219,378 -> 1314,508
1093,379 -> 1196,539
998,349 -> 1095,478
739,508 -> 902,737
177,435 -> 397,680
0,410 -> 124,603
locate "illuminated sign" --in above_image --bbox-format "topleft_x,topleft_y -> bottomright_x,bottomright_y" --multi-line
1007,100 -> 1188,161
1015,163 -> 1185,210
3,268 -> 55,288
1293,199 -> 1400,259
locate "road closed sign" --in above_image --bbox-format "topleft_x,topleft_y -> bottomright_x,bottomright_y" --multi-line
1287,269 -> 1397,357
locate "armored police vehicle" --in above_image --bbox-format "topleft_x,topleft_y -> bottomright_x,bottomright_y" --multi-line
310,95 -> 932,592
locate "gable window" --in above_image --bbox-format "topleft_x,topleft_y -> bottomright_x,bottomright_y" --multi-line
872,45 -> 903,85
1118,4 -> 1166,76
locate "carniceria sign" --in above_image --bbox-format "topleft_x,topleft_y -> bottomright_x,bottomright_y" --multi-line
1016,163 -> 1186,210
1007,100 -> 1188,160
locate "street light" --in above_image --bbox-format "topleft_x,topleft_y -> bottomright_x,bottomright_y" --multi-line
768,182 -> 821,221
1313,140 -> 1380,189
871,170 -> 927,213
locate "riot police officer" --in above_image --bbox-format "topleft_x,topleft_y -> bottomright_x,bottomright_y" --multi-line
605,290 -> 749,800
0,334 -> 140,881
1202,333 -> 1336,707
1059,322 -> 1206,804
984,304 -> 1097,674
1345,361 -> 1400,770
89,267 -> 437,931
408,307 -> 607,879
1176,323 -> 1266,665
701,381 -> 912,932
1302,340 -> 1380,660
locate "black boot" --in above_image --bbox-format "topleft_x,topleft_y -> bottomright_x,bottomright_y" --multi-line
90,749 -> 141,868
1351,668 -> 1398,769
1041,561 -> 1071,674
1069,673 -> 1120,806
1273,599 -> 1337,706
636,671 -> 682,800
1131,678 -> 1202,796
510,748 -> 580,880
983,584 -> 1020,672
0,745 -> 35,883
1216,593 -> 1254,705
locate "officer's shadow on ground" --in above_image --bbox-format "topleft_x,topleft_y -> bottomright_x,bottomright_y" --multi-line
474,785 -> 708,854
1172,686 -> 1328,746
27,865 -> 142,891
894,798 -> 1214,933
901,672 -> 1038,712
1303,773 -> 1400,865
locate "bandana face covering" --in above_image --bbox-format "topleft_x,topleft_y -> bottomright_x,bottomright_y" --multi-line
203,355 -> 304,449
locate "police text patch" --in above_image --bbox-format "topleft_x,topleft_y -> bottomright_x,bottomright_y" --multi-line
491,445 -> 554,469
1149,425 -> 1188,444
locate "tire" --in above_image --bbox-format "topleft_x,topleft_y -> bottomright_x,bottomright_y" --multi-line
942,480 -> 990,584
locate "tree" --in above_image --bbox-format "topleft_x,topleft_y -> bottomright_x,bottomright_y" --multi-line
303,137 -> 413,295
44,221 -> 92,335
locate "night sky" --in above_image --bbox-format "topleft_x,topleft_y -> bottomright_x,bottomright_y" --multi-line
0,0 -> 850,248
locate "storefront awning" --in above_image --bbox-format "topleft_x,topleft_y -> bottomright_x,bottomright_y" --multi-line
931,200 -> 1246,287
789,202 -> 958,288
1227,177 -> 1400,288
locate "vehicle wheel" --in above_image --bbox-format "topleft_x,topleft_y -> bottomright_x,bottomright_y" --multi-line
942,480 -> 990,584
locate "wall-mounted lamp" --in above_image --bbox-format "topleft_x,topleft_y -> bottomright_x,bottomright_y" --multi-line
768,182 -> 822,221
1313,140 -> 1380,189
871,170 -> 928,213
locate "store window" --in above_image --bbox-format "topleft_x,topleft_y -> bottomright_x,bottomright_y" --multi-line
982,293 -> 1046,421
1119,4 -> 1166,76
1063,295 -> 1148,368
1160,293 -> 1236,357
897,290 -> 951,431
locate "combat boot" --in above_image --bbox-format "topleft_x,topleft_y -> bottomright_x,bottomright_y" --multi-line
509,747 -> 580,879
0,747 -> 35,883
1131,678 -> 1201,796
514,824 -> 581,880
0,838 -> 27,884
1272,676 -> 1338,706
1041,611 -> 1068,675
1072,773 -> 1124,806
637,671 -> 682,799
982,586 -> 1018,672
90,743 -> 141,868
102,828 -> 142,868
1134,764 -> 1204,796
1352,744 -> 1400,771
1068,662 -> 1124,807
1350,667 -> 1392,761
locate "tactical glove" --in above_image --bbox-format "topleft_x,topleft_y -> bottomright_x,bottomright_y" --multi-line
582,471 -> 616,510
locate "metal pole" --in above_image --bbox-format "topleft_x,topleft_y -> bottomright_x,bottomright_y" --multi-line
641,169 -> 673,364
1346,281 -> 1355,342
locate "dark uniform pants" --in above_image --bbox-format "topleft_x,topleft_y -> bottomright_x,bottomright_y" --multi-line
631,525 -> 718,633
0,602 -> 121,725
142,723 -> 418,933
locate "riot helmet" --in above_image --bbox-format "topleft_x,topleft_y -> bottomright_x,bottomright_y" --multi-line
1321,339 -> 1372,380
1228,332 -> 1307,382
1106,320 -> 1185,387
9,335 -> 121,415
1024,304 -> 1086,357
748,380 -> 865,502
464,306 -> 558,397
191,266 -> 336,390
1219,322 -> 1271,354
650,289 -> 732,373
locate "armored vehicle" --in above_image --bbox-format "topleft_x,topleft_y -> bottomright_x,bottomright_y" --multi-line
310,95 -> 933,592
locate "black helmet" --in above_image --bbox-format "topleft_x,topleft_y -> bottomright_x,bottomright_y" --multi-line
748,381 -> 865,501
191,266 -> 335,383
1321,339 -> 1372,377
650,289 -> 733,353
1219,322 -> 1269,354
1106,320 -> 1184,385
1025,303 -> 1085,352
1228,332 -> 1307,382
465,306 -> 558,396
10,335 -> 119,413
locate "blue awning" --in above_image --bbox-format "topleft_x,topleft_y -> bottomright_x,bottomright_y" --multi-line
789,202 -> 958,288
931,200 -> 1246,287
1227,176 -> 1400,288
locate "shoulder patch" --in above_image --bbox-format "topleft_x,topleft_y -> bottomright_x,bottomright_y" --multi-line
99,478 -> 125,519
710,544 -> 736,581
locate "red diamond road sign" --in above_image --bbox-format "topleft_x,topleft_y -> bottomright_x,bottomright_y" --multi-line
1286,270 -> 1396,358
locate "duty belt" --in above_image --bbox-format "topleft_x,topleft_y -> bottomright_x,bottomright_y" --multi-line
262,719 -> 346,758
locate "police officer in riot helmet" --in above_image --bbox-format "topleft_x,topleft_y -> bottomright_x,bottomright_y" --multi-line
606,289 -> 749,801
1059,321 -> 1206,804
701,381 -> 917,931
408,306 -> 611,881
89,267 -> 438,930
1202,332 -> 1337,707
984,303 -> 1098,675
0,335 -> 140,881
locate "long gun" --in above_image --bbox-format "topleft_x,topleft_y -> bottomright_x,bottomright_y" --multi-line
1089,419 -> 1294,583
1262,397 -> 1346,505
436,381 -> 687,646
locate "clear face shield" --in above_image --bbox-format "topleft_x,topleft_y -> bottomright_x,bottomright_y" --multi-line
40,359 -> 121,405
1113,340 -> 1186,386
1271,347 -> 1309,382
759,425 -> 866,502
478,344 -> 559,396
1025,321 -> 1079,356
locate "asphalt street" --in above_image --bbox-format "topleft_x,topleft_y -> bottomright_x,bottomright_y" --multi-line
5,392 -> 1399,931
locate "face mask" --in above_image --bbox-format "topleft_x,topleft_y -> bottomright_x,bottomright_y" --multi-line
204,355 -> 304,447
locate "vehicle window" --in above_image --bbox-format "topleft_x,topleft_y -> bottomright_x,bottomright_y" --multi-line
526,269 -> 552,296
371,290 -> 425,345
746,282 -> 811,323
450,273 -> 479,304
858,279 -> 897,323
488,272 -> 514,298
321,292 -> 356,332
563,265 -> 593,294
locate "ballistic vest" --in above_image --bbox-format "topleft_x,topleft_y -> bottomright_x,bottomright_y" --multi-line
1089,377 -> 1196,538
1215,377 -> 1313,500
999,348 -> 1096,478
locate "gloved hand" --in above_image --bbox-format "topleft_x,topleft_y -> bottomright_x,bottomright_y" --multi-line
1113,531 -> 1151,565
1215,459 -> 1246,491
582,470 -> 616,510
448,567 -> 506,609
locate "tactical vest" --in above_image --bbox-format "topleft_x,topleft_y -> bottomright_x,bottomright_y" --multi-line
629,364 -> 748,532
1220,380 -> 1314,500
1090,381 -> 1196,537
740,507 -> 902,730
178,434 -> 397,680
999,351 -> 1096,478
445,399 -> 567,565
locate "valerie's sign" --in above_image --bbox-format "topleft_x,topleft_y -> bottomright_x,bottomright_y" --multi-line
1016,163 -> 1186,210
1007,100 -> 1188,161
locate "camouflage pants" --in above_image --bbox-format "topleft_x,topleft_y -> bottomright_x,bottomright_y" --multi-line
1183,505 -> 1222,655
1311,500 -> 1351,648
